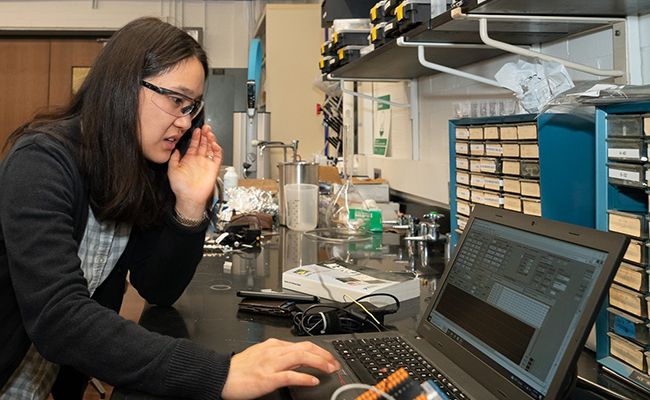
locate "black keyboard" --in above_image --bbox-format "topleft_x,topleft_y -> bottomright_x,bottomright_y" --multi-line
332,336 -> 468,400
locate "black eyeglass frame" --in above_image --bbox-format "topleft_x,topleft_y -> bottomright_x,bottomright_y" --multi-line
141,80 -> 204,117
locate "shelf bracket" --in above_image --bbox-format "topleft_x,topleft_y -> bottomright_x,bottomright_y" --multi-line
396,37 -> 502,87
328,77 -> 411,108
452,9 -> 626,78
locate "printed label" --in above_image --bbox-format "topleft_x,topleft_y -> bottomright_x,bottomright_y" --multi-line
608,148 -> 641,159
485,145 -> 503,155
456,129 -> 470,138
609,168 -> 641,183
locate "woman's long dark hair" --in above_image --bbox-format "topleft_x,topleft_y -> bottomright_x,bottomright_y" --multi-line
5,17 -> 208,228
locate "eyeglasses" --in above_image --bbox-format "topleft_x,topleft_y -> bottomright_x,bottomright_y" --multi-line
141,81 -> 204,118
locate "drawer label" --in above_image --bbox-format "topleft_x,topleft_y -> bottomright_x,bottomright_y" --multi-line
609,168 -> 641,183
470,144 -> 485,153
485,145 -> 503,155
608,148 -> 641,159
483,176 -> 502,187
456,129 -> 470,138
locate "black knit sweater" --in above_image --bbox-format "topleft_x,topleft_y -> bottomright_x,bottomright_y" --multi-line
0,119 -> 230,399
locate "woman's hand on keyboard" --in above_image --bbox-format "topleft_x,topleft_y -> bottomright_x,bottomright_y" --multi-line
221,338 -> 341,400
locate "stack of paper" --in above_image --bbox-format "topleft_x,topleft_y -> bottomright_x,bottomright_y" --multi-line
282,259 -> 420,306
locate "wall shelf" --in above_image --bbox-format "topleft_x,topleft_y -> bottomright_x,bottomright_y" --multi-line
328,0 -> 650,81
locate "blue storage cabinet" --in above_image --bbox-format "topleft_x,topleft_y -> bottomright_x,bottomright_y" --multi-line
448,113 -> 597,248
595,102 -> 650,392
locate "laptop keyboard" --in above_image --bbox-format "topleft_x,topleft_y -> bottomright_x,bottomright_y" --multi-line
332,337 -> 468,400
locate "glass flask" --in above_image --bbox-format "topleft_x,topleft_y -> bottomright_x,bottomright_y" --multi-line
324,110 -> 369,233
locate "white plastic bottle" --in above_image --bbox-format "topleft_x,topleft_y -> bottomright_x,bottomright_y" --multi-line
223,166 -> 239,202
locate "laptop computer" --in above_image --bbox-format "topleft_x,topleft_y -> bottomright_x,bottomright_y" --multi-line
288,205 -> 629,400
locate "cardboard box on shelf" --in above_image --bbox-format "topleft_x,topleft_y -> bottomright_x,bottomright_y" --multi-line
332,178 -> 390,202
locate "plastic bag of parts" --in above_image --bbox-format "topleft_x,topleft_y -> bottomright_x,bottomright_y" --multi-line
544,81 -> 650,106
495,58 -> 574,114
313,74 -> 342,97
212,186 -> 278,231
540,81 -> 650,122
453,98 -> 521,118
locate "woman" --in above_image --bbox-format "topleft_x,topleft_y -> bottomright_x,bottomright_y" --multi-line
0,17 -> 338,400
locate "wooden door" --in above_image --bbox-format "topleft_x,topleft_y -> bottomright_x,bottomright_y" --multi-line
0,39 -> 51,156
0,38 -> 104,159
49,39 -> 104,107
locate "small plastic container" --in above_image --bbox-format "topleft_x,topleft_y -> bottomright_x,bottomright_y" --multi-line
624,239 -> 650,266
521,160 -> 540,178
613,261 -> 649,292
609,283 -> 648,318
608,332 -> 647,372
333,29 -> 371,50
606,138 -> 649,162
456,214 -> 468,231
607,210 -> 648,239
223,166 -> 238,202
383,0 -> 401,15
522,197 -> 541,216
503,194 -> 522,212
470,142 -> 485,156
468,126 -> 484,140
456,171 -> 470,186
455,185 -> 471,201
479,157 -> 501,174
608,307 -> 650,346
484,142 -> 503,157
482,175 -> 502,191
284,183 -> 319,231
471,189 -> 485,205
607,162 -> 647,188
396,0 -> 431,33
607,114 -> 645,137
502,177 -> 521,194
333,18 -> 371,31
321,40 -> 335,56
469,158 -> 481,173
337,45 -> 365,67
455,141 -> 469,155
520,143 -> 539,158
499,125 -> 518,140
520,179 -> 541,198
456,199 -> 472,216
370,22 -> 389,47
455,156 -> 469,171
370,0 -> 388,24
501,142 -> 520,158
470,173 -> 485,188
483,126 -> 500,140
502,159 -> 521,176
482,190 -> 503,208
517,123 -> 538,140
455,126 -> 470,139
382,19 -> 400,39
319,56 -> 337,73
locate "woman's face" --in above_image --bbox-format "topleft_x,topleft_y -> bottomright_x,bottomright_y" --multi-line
138,56 -> 205,164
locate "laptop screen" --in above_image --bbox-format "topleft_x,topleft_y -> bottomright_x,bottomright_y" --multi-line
426,217 -> 609,399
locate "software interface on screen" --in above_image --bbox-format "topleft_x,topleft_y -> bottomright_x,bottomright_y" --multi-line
427,219 -> 608,399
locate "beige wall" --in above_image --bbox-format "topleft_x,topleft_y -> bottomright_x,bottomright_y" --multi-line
0,0 -> 251,68
264,4 -> 324,178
